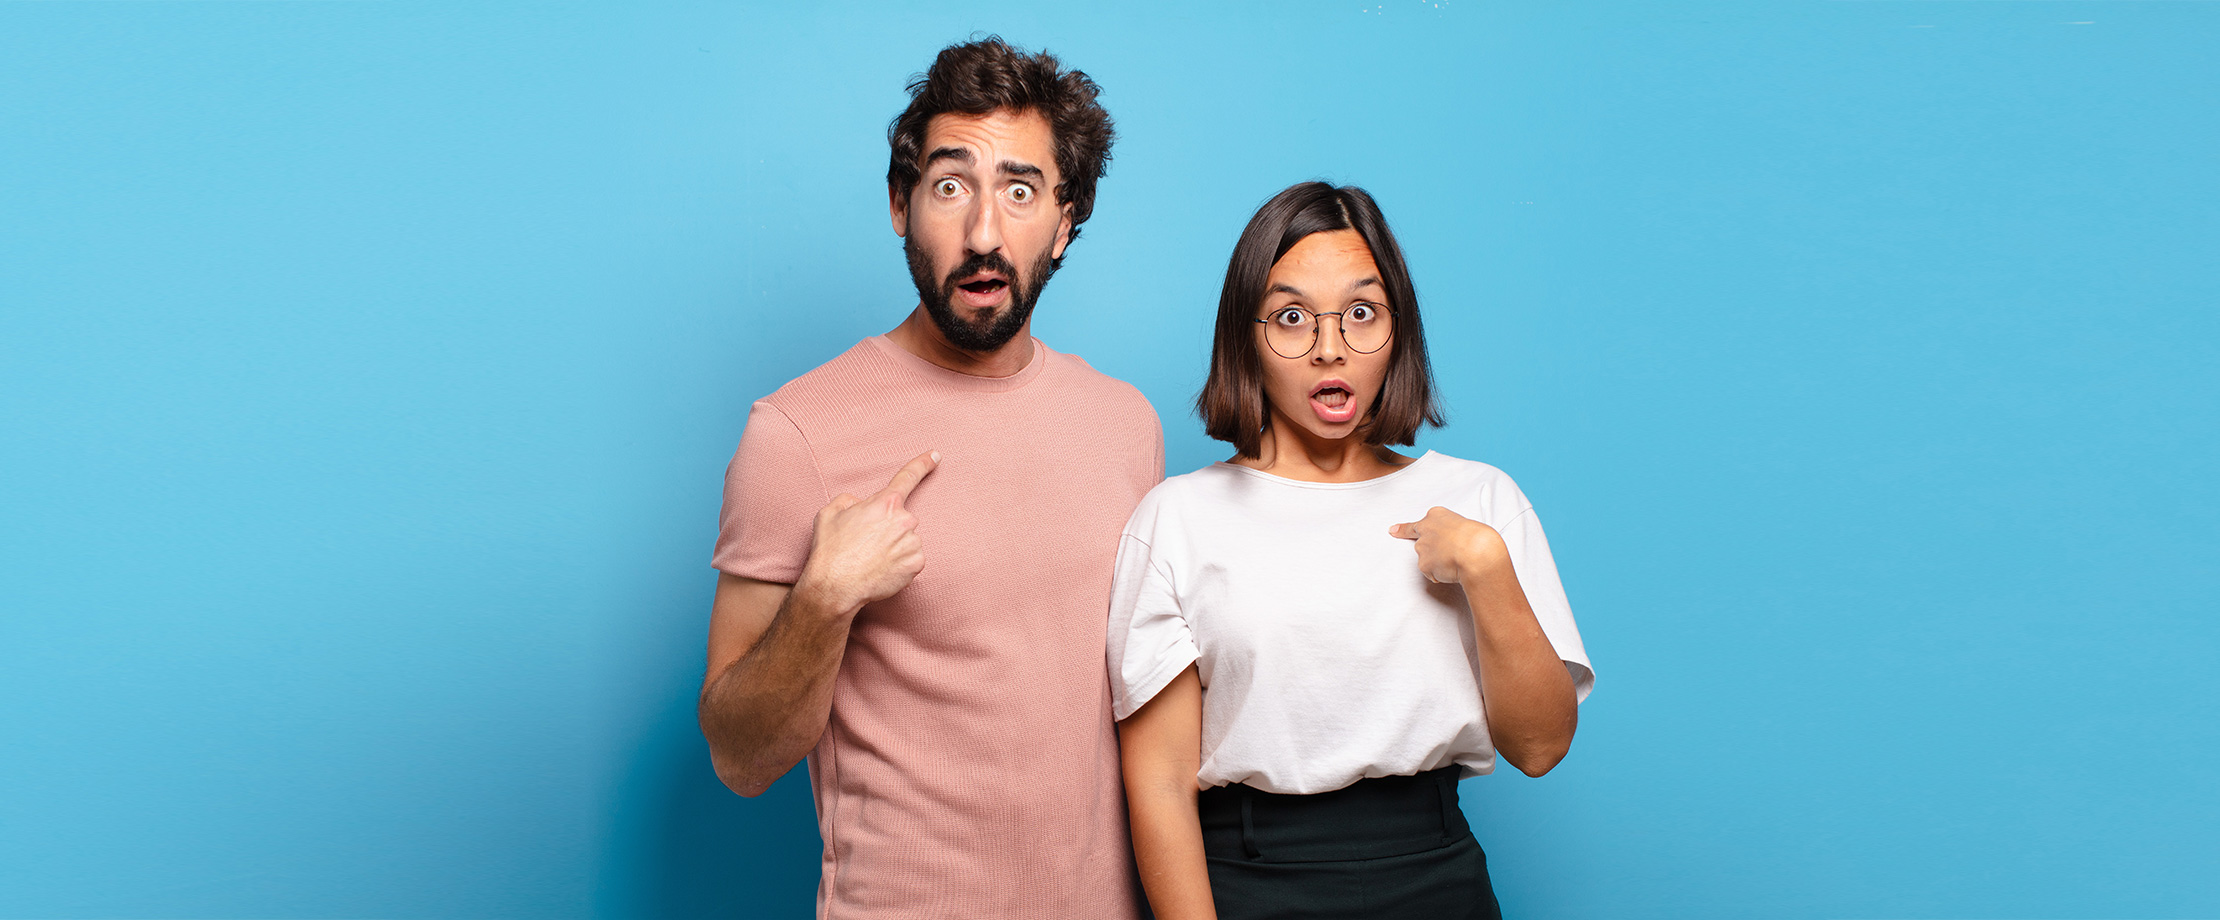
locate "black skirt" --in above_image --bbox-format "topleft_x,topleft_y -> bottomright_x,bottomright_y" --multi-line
1196,767 -> 1502,920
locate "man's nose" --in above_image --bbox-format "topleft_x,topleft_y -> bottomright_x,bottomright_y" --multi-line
964,196 -> 1004,256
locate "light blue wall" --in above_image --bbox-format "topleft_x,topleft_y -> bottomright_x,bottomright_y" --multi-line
3,3 -> 2214,918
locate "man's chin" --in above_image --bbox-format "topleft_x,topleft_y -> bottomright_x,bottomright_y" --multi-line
954,303 -> 1006,327
925,302 -> 1025,352
948,322 -> 1021,352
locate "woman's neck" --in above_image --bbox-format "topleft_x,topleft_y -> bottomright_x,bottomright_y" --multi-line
1230,405 -> 1413,483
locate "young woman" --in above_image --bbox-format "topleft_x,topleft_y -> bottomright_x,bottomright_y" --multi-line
1110,182 -> 1595,919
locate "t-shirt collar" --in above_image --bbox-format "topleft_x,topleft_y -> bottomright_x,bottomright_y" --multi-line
865,334 -> 1048,393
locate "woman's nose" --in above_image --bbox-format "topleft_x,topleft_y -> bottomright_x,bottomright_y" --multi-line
1311,317 -> 1347,363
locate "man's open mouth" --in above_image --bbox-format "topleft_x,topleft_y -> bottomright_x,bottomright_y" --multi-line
957,277 -> 1008,296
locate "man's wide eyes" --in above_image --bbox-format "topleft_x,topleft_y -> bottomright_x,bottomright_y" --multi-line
935,178 -> 962,197
1009,185 -> 1032,203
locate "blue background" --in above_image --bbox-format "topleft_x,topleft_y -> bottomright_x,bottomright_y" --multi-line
4,2 -> 2215,918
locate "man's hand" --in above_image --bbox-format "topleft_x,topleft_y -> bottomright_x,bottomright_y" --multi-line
699,450 -> 941,796
1389,506 -> 1507,585
795,451 -> 939,615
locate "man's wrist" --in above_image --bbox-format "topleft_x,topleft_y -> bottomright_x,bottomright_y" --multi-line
789,570 -> 865,622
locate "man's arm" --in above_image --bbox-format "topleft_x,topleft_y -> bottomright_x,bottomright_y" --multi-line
699,451 -> 937,797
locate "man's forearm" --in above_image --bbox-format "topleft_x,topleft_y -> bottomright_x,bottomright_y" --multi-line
700,582 -> 856,796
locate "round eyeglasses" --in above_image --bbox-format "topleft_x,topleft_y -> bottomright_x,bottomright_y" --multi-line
1254,302 -> 1395,359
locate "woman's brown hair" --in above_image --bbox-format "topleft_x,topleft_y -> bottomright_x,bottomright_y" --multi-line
1196,182 -> 1444,457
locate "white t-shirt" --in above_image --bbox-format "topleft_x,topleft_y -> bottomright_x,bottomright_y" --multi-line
1107,451 -> 1595,795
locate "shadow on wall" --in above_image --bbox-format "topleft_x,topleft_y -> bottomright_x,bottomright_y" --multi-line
606,684 -> 819,919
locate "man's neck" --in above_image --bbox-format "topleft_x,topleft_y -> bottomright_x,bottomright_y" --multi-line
884,307 -> 1035,378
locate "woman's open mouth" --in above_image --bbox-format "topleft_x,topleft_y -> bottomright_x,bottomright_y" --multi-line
1308,382 -> 1357,424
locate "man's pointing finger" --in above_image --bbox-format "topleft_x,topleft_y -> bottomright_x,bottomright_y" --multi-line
1388,522 -> 1421,540
879,450 -> 940,504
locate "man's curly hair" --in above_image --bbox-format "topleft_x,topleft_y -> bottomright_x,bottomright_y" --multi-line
887,37 -> 1116,265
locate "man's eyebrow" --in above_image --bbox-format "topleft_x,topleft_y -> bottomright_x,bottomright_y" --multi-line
999,160 -> 1045,180
923,146 -> 973,169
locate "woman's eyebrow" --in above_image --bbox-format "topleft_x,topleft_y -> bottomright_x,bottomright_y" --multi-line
1350,276 -> 1383,291
1268,283 -> 1307,298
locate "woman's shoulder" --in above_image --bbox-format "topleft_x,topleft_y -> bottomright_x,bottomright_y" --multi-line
1410,451 -> 1535,516
1124,463 -> 1245,533
1135,462 -> 1241,509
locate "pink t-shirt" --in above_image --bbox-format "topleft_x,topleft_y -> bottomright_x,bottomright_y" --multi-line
715,334 -> 1162,919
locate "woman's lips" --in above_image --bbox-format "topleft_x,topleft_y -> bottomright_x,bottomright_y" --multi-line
1309,386 -> 1357,423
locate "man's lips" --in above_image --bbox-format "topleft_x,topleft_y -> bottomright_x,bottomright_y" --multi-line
952,271 -> 1010,309
954,271 -> 1008,293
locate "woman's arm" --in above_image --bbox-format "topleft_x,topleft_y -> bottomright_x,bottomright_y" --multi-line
1118,665 -> 1218,920
1393,507 -> 1580,776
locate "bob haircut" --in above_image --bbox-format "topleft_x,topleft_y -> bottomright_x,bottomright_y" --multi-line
1196,182 -> 1444,458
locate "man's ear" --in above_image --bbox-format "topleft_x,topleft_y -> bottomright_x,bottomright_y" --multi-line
889,186 -> 909,238
1050,204 -> 1073,260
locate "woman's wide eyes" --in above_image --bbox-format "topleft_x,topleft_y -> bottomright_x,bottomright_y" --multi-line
935,178 -> 962,197
1347,303 -> 1376,322
1273,309 -> 1309,326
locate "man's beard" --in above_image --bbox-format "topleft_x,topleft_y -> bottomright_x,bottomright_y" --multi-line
905,238 -> 1058,353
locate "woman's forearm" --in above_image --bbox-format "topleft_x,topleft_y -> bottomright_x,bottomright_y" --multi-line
1118,666 -> 1217,920
1458,535 -> 1580,776
1126,780 -> 1216,920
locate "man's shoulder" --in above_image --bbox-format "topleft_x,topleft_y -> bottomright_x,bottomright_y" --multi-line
756,337 -> 896,421
1040,343 -> 1158,422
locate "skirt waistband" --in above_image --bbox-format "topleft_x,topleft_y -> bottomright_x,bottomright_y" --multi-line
1197,767 -> 1471,864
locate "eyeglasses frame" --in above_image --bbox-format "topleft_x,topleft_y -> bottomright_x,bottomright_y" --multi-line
1252,302 -> 1398,359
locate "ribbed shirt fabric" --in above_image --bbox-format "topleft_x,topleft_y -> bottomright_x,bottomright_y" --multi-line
715,334 -> 1162,920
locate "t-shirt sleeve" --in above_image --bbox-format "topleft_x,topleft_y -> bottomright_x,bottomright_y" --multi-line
710,401 -> 826,584
1500,506 -> 1597,702
1107,532 -> 1197,721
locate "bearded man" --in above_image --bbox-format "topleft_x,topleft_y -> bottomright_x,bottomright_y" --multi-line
699,37 -> 1160,919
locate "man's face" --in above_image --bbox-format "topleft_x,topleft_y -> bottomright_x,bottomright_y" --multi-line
892,108 -> 1072,353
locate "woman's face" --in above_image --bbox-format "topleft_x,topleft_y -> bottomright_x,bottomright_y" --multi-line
1255,229 -> 1394,444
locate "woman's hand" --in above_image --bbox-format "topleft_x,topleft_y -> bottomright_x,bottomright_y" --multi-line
1388,506 -> 1508,585
1390,506 -> 1580,776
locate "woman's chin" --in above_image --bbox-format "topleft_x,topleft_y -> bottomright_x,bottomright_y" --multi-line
1294,417 -> 1362,442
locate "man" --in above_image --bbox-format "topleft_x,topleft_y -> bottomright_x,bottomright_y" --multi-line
700,38 -> 1161,919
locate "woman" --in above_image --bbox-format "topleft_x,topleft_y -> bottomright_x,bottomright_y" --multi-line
1110,182 -> 1595,919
